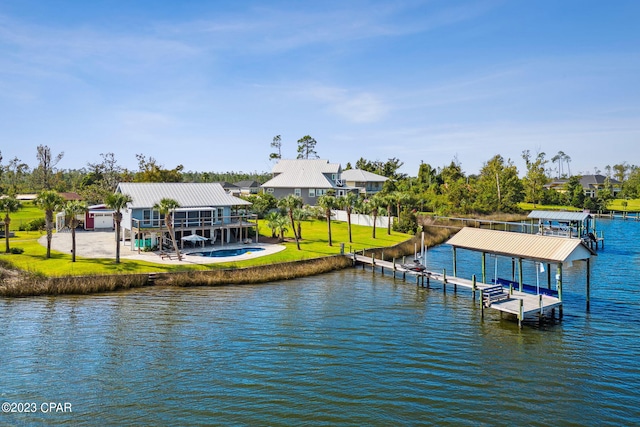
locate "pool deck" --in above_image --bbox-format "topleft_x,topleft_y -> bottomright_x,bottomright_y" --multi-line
41,230 -> 286,265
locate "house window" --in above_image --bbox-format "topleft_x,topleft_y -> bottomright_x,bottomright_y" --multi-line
174,211 -> 186,227
201,210 -> 212,226
142,209 -> 152,226
188,211 -> 199,226
309,189 -> 316,197
294,188 -> 301,197
316,189 -> 326,196
266,188 -> 274,193
216,208 -> 224,223
331,174 -> 337,181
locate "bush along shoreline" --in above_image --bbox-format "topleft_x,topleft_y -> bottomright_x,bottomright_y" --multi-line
0,227 -> 455,298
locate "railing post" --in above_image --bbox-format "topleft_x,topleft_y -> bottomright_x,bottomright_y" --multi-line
472,274 -> 477,302
518,299 -> 524,328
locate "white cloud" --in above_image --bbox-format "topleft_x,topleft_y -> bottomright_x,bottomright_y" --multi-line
301,84 -> 388,123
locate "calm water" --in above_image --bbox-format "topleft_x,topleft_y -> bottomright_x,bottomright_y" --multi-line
1,220 -> 640,426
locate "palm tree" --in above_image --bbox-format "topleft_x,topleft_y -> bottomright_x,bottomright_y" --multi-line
317,194 -> 337,246
278,195 -> 303,250
380,193 -> 394,235
35,190 -> 64,259
293,206 -> 311,240
154,198 -> 181,260
63,200 -> 88,262
338,192 -> 359,243
393,190 -> 412,218
365,194 -> 384,239
105,192 -> 132,263
275,214 -> 289,242
264,211 -> 282,238
0,197 -> 22,253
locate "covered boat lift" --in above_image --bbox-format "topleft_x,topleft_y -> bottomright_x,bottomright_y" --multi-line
527,210 -> 600,244
447,227 -> 597,317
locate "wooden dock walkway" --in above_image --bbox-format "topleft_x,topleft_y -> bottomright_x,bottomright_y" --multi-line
350,253 -> 563,328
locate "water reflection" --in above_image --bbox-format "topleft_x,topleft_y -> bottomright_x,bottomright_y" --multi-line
1,220 -> 639,425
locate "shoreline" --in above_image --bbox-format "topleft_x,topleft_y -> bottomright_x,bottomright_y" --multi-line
0,227 -> 455,298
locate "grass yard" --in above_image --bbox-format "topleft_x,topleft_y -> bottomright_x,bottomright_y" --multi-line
1,219 -> 412,277
520,198 -> 640,213
607,198 -> 640,211
6,201 -> 43,231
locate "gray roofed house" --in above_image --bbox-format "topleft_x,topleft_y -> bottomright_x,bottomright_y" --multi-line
234,180 -> 261,195
545,175 -> 621,197
115,182 -> 255,252
579,175 -> 621,198
340,169 -> 388,195
261,159 -> 357,204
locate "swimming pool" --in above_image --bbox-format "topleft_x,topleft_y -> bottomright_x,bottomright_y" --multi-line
192,247 -> 265,258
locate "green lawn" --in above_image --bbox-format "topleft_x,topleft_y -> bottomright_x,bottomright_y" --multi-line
607,198 -> 640,211
1,219 -> 411,277
520,198 -> 640,212
6,201 -> 43,231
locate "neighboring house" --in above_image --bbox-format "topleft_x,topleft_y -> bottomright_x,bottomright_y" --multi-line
59,192 -> 82,201
580,175 -> 621,198
340,169 -> 388,195
546,175 -> 622,197
261,159 -> 357,205
234,180 -> 261,195
544,179 -> 568,193
218,181 -> 239,196
115,182 -> 254,251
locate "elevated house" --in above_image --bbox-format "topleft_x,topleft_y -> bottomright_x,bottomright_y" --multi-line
115,182 -> 255,251
261,159 -> 357,205
340,169 -> 388,196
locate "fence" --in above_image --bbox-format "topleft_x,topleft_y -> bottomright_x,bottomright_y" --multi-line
332,210 -> 393,228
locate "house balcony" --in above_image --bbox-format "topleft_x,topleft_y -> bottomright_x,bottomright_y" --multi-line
132,214 -> 258,231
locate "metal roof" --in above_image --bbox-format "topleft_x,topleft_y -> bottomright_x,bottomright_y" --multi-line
341,169 -> 388,182
262,159 -> 342,189
446,227 -> 595,263
271,159 -> 340,174
528,210 -> 591,221
116,183 -> 251,209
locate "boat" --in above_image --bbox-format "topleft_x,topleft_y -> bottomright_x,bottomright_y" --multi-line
401,259 -> 426,272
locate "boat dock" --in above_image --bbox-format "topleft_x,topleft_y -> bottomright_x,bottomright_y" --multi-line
349,253 -> 563,328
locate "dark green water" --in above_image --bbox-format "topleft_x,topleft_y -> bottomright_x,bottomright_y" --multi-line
1,219 -> 639,426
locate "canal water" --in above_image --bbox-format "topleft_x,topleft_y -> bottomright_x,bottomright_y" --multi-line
1,219 -> 639,426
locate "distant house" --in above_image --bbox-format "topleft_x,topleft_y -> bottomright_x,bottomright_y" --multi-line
59,192 -> 82,201
580,175 -> 621,198
234,180 -> 261,195
218,181 -> 240,196
546,175 -> 622,197
261,159 -> 357,205
340,169 -> 388,196
115,182 -> 254,251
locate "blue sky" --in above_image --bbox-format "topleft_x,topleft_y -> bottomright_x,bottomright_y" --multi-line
1,0 -> 638,177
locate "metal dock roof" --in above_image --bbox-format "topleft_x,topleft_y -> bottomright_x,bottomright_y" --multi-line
446,227 -> 595,263
528,210 -> 592,221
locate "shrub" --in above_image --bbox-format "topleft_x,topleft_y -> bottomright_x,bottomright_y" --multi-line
18,218 -> 46,231
10,247 -> 24,254
393,208 -> 418,234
